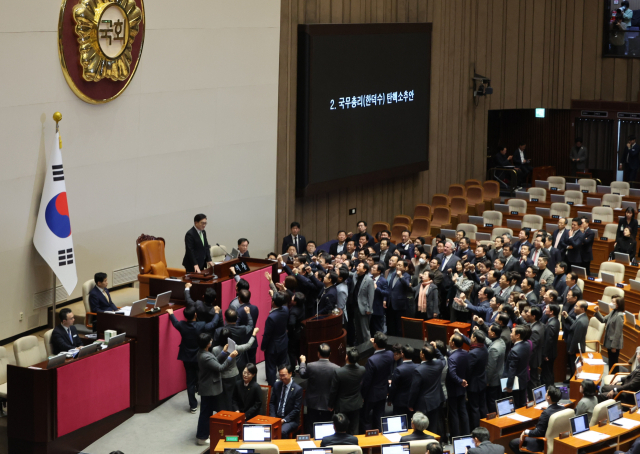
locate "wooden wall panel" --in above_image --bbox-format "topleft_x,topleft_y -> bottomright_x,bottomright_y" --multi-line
275,0 -> 640,249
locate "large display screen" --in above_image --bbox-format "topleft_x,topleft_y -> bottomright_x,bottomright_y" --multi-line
297,23 -> 431,196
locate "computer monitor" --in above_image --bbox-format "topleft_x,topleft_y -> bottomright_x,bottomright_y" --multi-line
550,195 -> 565,203
535,180 -> 550,189
47,354 -> 67,369
107,332 -> 126,348
570,414 -> 590,436
625,311 -> 637,326
452,436 -> 475,454
507,219 -> 522,230
577,211 -> 592,222
635,390 -> 640,409
622,201 -> 637,211
495,204 -> 509,213
535,207 -> 551,217
313,422 -> 336,440
614,252 -> 631,265
607,402 -> 624,425
546,223 -> 558,233
441,229 -> 456,240
597,300 -> 611,314
597,185 -> 611,194
631,189 -> 640,197
242,424 -> 272,442
586,197 -> 601,207
78,343 -> 100,358
601,272 -> 616,285
476,233 -> 491,242
496,396 -> 515,417
303,449 -> 333,454
630,279 -> 640,293
381,415 -> 408,434
154,291 -> 172,308
130,299 -> 149,317
468,215 -> 484,226
532,385 -> 546,404
381,443 -> 410,454
571,266 -> 587,279
516,191 -> 530,201
566,183 -> 580,191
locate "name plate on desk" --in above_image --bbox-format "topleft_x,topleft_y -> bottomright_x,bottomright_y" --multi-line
598,419 -> 608,427
234,262 -> 250,275
532,198 -> 539,202
552,215 -> 560,219
551,187 -> 558,191
511,211 -> 519,215
226,436 -> 239,442
526,401 -> 535,408
617,283 -> 625,288
588,277 -> 595,281
486,412 -> 497,420
600,237 -> 608,241
594,219 -> 602,223
297,435 -> 311,441
366,429 -> 379,437
603,205 -> 610,208
559,431 -> 570,439
567,201 -> 574,206
582,190 -> 589,193
485,223 -> 493,228
631,406 -> 638,414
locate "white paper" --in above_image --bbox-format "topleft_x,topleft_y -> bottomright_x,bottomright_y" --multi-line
120,306 -> 132,316
583,358 -> 606,366
612,418 -> 640,429
559,331 -> 564,336
500,376 -> 519,391
595,278 -> 603,282
534,402 -> 548,410
573,431 -> 609,442
385,433 -> 403,443
577,372 -> 602,380
165,278 -> 182,282
228,337 -> 237,353
506,413 -> 532,422
297,441 -> 316,449
387,416 -> 404,433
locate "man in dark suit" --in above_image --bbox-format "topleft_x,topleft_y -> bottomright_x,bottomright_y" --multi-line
517,246 -> 534,276
167,306 -> 221,412
614,437 -> 640,454
261,292 -> 289,386
512,230 -> 533,256
51,308 -> 83,355
551,218 -> 569,255
622,134 -> 640,182
213,306 -> 254,373
329,231 -> 348,257
320,413 -> 359,446
370,263 -> 388,335
360,332 -> 395,432
553,262 -> 568,296
386,260 -> 412,336
185,283 -> 221,326
309,271 -> 338,315
440,242 -> 460,320
601,348 -> 640,404
512,142 -> 532,186
373,231 -> 397,254
580,217 -> 595,275
468,427 -> 505,454
456,237 -> 476,263
89,272 -> 117,313
182,213 -> 213,273
236,288 -> 260,364
526,306 -> 546,390
447,333 -> 470,437
282,221 -> 307,254
349,220 -> 375,248
389,345 -> 417,418
487,237 -> 504,263
562,300 -> 589,381
329,348 -> 366,435
399,411 -> 436,442
299,344 -> 340,433
270,364 -> 304,438
395,230 -> 415,261
505,324 -> 532,408
377,239 -> 394,266
509,386 -> 565,454
563,218 -> 585,269
459,329 -> 489,430
237,238 -> 250,258
543,236 -> 562,275
541,303 -> 561,386
502,246 -> 519,274
408,343 -> 446,437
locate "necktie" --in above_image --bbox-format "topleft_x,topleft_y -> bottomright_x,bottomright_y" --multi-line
278,384 -> 289,416
441,256 -> 449,271
554,231 -> 562,249
294,236 -> 298,252
520,258 -> 524,265
533,250 -> 539,263
67,328 -> 73,343
199,231 -> 204,245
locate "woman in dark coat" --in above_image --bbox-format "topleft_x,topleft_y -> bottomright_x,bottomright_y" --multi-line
232,363 -> 263,420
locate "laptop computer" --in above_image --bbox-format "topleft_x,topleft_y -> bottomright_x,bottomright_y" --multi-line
635,391 -> 640,409
630,279 -> 640,292
78,343 -> 100,358
566,183 -> 580,191
577,211 -> 592,222
230,248 -> 239,258
107,332 -> 126,348
381,443 -> 410,454
154,291 -> 171,308
476,232 -> 491,242
47,354 -> 67,368
532,385 -> 547,406
225,450 -> 255,454
572,265 -> 587,279
452,436 -> 475,454
608,402 -> 625,426
468,215 -> 484,226
516,191 -> 531,201
313,422 -> 336,440
536,207 -> 551,217
535,180 -> 550,189
550,195 -> 566,203
441,229 -> 457,239
495,204 -> 509,213
381,414 -> 408,442
242,424 -> 272,442
507,219 -> 522,230
601,272 -> 616,285
129,299 -> 149,317
598,300 -> 611,314
622,201 -> 637,211
615,252 -> 631,264
303,449 -> 333,454
597,185 -> 611,194
570,414 -> 590,436
496,396 -> 516,417
586,197 -> 601,207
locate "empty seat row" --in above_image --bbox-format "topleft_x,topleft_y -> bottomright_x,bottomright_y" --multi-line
546,177 -> 630,196
524,188 -> 628,209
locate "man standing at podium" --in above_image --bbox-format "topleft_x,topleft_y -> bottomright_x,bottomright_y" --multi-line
182,214 -> 213,273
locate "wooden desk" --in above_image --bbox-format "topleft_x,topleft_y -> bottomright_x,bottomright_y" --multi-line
480,401 -> 576,451
248,415 -> 283,439
212,429 -> 440,452
569,352 -> 604,400
301,311 -> 347,366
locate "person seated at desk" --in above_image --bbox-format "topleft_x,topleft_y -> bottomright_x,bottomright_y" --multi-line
600,347 -> 640,405
467,427 -> 505,454
51,308 -> 83,354
399,412 -> 436,442
232,363 -> 262,421
320,413 -> 359,447
575,379 -> 598,422
614,227 -> 637,261
89,272 -> 117,313
508,386 -> 566,454
269,364 -> 303,438
237,238 -> 250,258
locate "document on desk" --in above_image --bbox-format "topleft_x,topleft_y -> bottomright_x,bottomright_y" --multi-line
577,372 -> 601,380
612,418 -> 640,429
120,306 -> 132,316
534,402 -> 548,410
385,433 -> 403,443
228,337 -> 237,353
297,441 -> 316,450
500,377 -> 519,391
583,358 -> 606,366
574,431 -> 609,442
506,413 -> 532,422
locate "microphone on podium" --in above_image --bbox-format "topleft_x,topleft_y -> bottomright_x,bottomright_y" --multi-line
216,243 -> 233,259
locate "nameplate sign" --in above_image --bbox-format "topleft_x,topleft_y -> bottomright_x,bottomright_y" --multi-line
551,187 -> 558,191
511,211 -> 519,215
485,224 -> 493,228
486,412 -> 497,420
631,406 -> 638,414
226,436 -> 239,442
567,201 -> 574,206
582,190 -> 589,194
600,237 -> 608,241
617,283 -> 625,288
297,435 -> 311,441
598,419 -> 608,427
588,277 -> 595,281
594,220 -> 602,223
552,215 -> 560,219
366,429 -> 379,437
559,432 -> 570,439
532,198 -> 539,202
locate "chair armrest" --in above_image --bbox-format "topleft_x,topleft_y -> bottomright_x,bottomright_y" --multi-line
585,340 -> 601,353
167,268 -> 186,277
520,437 -> 546,454
85,312 -> 97,328
615,390 -> 637,406
138,273 -> 172,284
611,363 -> 632,374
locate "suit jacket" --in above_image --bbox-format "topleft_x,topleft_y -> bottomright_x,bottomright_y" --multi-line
503,255 -> 519,273
182,226 -> 212,270
513,240 -> 532,256
553,274 -> 567,296
617,367 -> 640,391
529,320 -> 546,368
387,271 -> 412,311
51,324 -> 83,354
329,242 -> 348,257
261,306 -> 289,353
197,349 -> 233,396
486,337 -> 506,387
622,437 -> 640,454
518,258 -> 534,275
282,234 -> 307,254
232,379 -> 262,420
350,273 -> 375,315
563,313 -> 588,355
373,242 -> 397,255
545,248 -> 562,275
563,230 -> 584,264
336,282 -> 349,320
446,349 -> 469,397
329,363 -> 366,412
468,441 -> 505,454
622,143 -> 640,170
361,350 -> 395,402
551,229 -> 570,254
389,360 -> 417,408
408,349 -> 446,413
525,291 -> 538,307
581,228 -> 595,262
400,431 -> 436,443
463,336 -> 488,392
440,255 -> 461,288
270,380 -> 303,424
594,310 -> 624,349
512,148 -> 530,168
372,276 -> 388,317
237,302 -> 260,341
309,275 -> 338,315
487,248 -> 504,262
321,433 -> 360,447
524,404 -> 566,451
413,282 -> 440,318
88,286 -> 117,313
185,288 -> 222,327
169,313 -> 220,362
299,359 -> 340,410
456,248 -> 476,263
506,341 -> 531,389
542,317 -> 560,360
396,242 -> 415,260
570,146 -> 588,169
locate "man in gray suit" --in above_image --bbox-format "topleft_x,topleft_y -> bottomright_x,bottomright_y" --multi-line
328,348 -> 366,435
468,427 -> 505,454
483,323 -> 506,414
350,262 -> 375,345
570,138 -> 588,175
299,343 -> 340,434
525,306 -> 546,390
562,300 -> 589,381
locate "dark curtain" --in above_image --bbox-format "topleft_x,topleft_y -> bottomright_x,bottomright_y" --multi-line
619,121 -> 640,164
574,118 -> 616,171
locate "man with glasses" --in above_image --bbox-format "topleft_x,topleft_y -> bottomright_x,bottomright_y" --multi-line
269,364 -> 303,438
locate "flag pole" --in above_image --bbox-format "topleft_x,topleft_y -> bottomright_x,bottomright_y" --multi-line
51,112 -> 62,328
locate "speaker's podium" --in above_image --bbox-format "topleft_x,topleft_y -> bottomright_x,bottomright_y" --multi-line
301,310 -> 347,366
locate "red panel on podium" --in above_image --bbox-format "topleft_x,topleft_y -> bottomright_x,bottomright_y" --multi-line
158,307 -> 186,401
